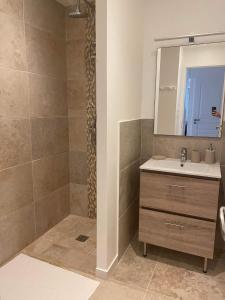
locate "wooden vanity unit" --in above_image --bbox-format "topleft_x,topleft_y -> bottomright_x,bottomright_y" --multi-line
139,159 -> 221,272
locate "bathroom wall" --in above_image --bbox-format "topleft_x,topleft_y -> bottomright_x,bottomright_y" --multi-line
141,0 -> 225,119
118,120 -> 141,258
96,0 -> 144,272
141,120 -> 224,162
0,0 -> 69,265
65,8 -> 88,217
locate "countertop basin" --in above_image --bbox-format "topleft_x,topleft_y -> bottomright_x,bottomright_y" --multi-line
140,158 -> 221,179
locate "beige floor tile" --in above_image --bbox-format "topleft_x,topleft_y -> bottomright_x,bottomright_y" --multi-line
110,245 -> 157,290
149,262 -> 225,300
23,215 -> 97,276
90,281 -> 145,300
22,237 -> 53,257
144,291 -> 176,300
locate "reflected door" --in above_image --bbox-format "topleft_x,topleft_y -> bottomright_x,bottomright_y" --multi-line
185,66 -> 225,137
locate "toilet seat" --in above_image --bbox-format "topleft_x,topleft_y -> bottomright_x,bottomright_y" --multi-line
220,207 -> 225,241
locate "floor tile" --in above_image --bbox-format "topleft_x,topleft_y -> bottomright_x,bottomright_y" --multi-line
90,281 -> 145,300
149,262 -> 225,300
110,245 -> 157,290
144,290 -> 176,300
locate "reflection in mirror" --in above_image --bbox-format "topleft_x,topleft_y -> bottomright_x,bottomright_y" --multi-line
154,43 -> 225,138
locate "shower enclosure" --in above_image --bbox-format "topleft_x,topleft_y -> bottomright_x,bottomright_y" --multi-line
0,0 -> 97,271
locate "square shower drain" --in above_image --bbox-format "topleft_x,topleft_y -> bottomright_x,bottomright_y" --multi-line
76,235 -> 89,242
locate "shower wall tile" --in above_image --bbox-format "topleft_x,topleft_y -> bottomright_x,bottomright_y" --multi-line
0,67 -> 29,119
66,15 -> 86,41
66,39 -> 86,79
0,119 -> 31,170
33,152 -> 69,200
25,24 -> 66,78
29,74 -> 67,117
70,183 -> 88,217
67,78 -> 86,117
69,115 -> 87,152
0,203 -> 35,265
0,163 -> 33,218
0,0 -> 69,265
31,117 -> 69,160
24,0 -> 65,38
0,12 -> 26,71
70,151 -> 88,185
66,11 -> 88,217
35,185 -> 70,237
0,0 -> 23,19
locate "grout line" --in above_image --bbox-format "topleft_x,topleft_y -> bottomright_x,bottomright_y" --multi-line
143,262 -> 158,300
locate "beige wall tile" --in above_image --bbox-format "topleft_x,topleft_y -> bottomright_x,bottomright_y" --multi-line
66,13 -> 86,41
70,183 -> 88,217
119,200 -> 139,259
24,0 -> 65,38
31,117 -> 69,160
153,135 -> 221,161
25,24 -> 66,78
66,39 -> 85,80
120,120 -> 141,171
0,0 -> 23,19
141,119 -> 154,162
69,115 -> 87,152
35,185 -> 70,237
0,163 -> 33,218
67,78 -> 86,117
29,74 -> 67,117
33,153 -> 69,200
0,119 -> 31,170
70,151 -> 87,184
0,67 -> 29,119
0,203 -> 35,265
119,160 -> 140,217
0,12 -> 26,71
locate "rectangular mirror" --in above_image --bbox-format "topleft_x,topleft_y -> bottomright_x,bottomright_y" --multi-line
154,42 -> 225,137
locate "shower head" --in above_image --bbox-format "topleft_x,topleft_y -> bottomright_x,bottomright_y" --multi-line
68,0 -> 88,18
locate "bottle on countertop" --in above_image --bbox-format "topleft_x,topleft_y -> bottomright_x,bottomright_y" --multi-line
205,144 -> 216,164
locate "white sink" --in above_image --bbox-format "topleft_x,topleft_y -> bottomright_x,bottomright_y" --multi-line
140,158 -> 221,179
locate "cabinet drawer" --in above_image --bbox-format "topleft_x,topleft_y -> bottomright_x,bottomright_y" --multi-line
140,172 -> 219,220
139,209 -> 216,258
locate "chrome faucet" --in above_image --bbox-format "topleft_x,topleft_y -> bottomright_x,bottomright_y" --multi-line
180,147 -> 187,165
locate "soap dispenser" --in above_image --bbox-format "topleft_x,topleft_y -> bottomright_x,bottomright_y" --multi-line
205,144 -> 216,164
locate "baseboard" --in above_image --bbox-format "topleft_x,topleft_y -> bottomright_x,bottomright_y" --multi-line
95,255 -> 118,279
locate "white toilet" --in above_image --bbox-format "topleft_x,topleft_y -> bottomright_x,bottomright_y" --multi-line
220,207 -> 225,241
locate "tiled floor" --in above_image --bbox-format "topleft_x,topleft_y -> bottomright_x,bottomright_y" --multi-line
23,216 -> 225,300
23,215 -> 97,277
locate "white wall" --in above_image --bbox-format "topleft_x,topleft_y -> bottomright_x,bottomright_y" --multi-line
142,0 -> 225,119
96,0 -> 144,272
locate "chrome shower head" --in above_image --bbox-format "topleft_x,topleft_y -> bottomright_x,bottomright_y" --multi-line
68,0 -> 88,18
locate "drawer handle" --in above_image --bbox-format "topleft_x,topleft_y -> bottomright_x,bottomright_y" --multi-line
165,222 -> 184,229
167,184 -> 185,189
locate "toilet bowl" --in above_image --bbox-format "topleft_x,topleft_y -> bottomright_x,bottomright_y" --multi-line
220,207 -> 225,241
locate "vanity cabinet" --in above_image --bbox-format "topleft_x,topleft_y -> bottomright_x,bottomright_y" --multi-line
139,170 -> 220,272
